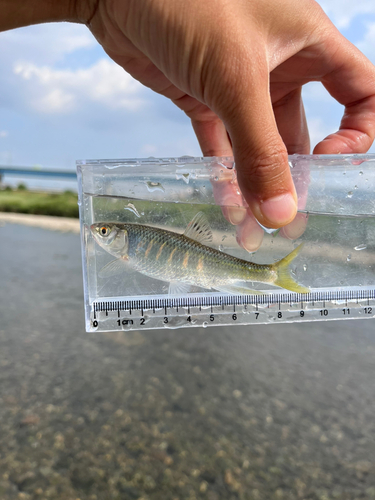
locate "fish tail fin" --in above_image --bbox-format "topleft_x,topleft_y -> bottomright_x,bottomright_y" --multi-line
273,243 -> 309,293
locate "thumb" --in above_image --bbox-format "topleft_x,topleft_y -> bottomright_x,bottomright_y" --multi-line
217,69 -> 297,228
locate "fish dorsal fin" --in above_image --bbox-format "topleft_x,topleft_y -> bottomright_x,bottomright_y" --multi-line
99,258 -> 129,278
183,212 -> 213,245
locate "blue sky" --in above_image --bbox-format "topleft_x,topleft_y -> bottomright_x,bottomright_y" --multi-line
0,0 -> 375,170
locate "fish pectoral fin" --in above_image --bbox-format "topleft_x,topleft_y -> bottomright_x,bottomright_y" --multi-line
168,282 -> 196,295
214,283 -> 264,295
183,212 -> 213,245
99,258 -> 129,278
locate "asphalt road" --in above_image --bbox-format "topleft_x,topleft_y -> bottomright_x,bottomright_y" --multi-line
1,223 -> 375,500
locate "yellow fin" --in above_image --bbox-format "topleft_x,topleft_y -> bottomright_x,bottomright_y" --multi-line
273,243 -> 309,293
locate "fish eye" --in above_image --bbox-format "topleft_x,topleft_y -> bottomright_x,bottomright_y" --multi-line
99,226 -> 110,236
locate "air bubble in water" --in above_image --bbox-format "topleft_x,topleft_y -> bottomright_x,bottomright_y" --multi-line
124,203 -> 141,217
303,264 -> 308,271
257,221 -> 278,234
214,176 -> 219,181
354,244 -> 367,251
359,171 -> 363,176
218,245 -> 224,252
146,181 -> 165,192
347,191 -> 353,198
347,254 -> 352,262
202,321 -> 208,328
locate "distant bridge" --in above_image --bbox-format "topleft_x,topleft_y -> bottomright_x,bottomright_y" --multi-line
0,165 -> 77,182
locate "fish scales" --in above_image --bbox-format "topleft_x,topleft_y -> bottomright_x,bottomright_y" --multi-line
90,213 -> 309,294
126,224 -> 276,288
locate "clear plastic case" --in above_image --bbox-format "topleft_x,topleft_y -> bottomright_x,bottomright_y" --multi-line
77,154 -> 375,331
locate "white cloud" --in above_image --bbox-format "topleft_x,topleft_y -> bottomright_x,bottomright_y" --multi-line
13,58 -> 147,114
141,144 -> 158,156
140,136 -> 200,158
0,23 -> 96,65
318,0 -> 375,28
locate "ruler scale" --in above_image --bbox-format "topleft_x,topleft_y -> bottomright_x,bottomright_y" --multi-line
89,289 -> 375,331
78,154 -> 375,332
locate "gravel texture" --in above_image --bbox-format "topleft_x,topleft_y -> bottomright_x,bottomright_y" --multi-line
1,222 -> 375,500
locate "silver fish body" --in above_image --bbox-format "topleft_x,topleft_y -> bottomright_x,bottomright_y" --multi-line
91,213 -> 309,294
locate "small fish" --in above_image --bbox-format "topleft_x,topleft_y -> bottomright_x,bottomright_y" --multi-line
90,212 -> 309,295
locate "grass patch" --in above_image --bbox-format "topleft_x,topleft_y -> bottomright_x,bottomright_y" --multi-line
0,187 -> 79,218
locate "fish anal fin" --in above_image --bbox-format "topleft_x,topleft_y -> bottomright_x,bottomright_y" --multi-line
99,258 -> 129,278
183,212 -> 213,245
215,283 -> 264,295
168,282 -> 196,295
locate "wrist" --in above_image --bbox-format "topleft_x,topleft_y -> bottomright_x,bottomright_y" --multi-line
0,0 -> 98,31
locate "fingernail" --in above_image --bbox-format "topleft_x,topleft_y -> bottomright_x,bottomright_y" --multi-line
243,229 -> 264,252
227,207 -> 246,225
258,193 -> 297,227
281,213 -> 309,240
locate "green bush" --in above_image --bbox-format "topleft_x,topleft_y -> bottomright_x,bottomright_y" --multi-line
0,190 -> 79,218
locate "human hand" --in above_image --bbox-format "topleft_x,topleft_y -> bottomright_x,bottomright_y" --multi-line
82,0 -> 375,248
3,0 -> 375,249
210,157 -> 310,252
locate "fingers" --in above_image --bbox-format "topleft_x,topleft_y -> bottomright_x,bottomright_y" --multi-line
236,211 -> 264,252
214,56 -> 298,230
191,81 -> 311,249
273,87 -> 310,239
191,114 -> 233,158
313,95 -> 375,154
313,35 -> 375,155
272,87 -> 310,156
191,112 -> 264,251
191,116 -> 248,228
